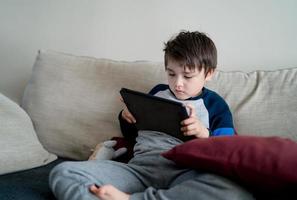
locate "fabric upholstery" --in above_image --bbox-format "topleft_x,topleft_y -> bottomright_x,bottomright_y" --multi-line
0,158 -> 67,200
162,135 -> 297,192
22,50 -> 166,160
206,69 -> 297,140
22,50 -> 297,160
0,93 -> 56,175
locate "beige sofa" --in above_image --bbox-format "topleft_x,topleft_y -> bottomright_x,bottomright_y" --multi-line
0,50 -> 296,199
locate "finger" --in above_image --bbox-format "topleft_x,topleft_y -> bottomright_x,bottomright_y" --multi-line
126,112 -> 136,123
183,129 -> 198,136
181,123 -> 196,132
181,117 -> 196,126
185,103 -> 196,117
89,184 -> 100,194
119,96 -> 124,102
122,114 -> 133,123
123,110 -> 136,123
122,112 -> 131,123
129,114 -> 136,123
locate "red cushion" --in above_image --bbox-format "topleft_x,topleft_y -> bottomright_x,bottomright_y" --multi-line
162,135 -> 297,192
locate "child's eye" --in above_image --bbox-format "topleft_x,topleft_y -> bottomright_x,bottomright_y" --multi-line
184,76 -> 193,79
168,74 -> 175,77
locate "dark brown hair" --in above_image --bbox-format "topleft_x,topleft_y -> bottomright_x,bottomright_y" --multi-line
163,31 -> 217,76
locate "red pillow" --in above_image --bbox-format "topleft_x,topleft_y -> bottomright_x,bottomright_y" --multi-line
162,135 -> 297,192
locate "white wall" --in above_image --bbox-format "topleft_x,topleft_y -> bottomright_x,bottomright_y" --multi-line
1,0 -> 297,104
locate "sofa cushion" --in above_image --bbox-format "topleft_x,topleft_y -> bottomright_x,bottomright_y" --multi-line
22,50 -> 297,160
22,50 -> 166,160
162,135 -> 297,192
0,158 -> 67,200
0,93 -> 56,175
206,68 -> 297,141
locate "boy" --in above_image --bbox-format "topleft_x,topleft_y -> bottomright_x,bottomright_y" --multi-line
49,31 -> 254,200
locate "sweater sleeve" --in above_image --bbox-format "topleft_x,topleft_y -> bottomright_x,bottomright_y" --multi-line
204,89 -> 235,136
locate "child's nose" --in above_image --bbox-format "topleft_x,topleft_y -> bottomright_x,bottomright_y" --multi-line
175,77 -> 183,88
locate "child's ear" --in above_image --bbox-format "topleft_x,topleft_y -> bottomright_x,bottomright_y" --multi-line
205,69 -> 215,81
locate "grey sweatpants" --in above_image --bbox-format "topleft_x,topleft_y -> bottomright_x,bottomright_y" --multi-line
49,131 -> 254,200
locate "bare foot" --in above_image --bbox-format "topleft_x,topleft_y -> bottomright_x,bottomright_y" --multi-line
89,184 -> 130,200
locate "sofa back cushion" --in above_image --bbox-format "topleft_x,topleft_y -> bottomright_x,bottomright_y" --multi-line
0,93 -> 57,175
206,69 -> 297,140
22,50 -> 297,160
22,50 -> 166,160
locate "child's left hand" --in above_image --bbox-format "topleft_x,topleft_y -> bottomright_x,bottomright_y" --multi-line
181,104 -> 209,138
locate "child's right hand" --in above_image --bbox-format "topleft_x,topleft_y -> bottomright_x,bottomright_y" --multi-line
120,97 -> 136,124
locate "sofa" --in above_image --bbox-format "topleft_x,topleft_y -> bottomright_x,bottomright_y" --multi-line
0,50 -> 296,199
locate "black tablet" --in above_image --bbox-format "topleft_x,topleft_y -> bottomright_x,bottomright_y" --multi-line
120,88 -> 191,141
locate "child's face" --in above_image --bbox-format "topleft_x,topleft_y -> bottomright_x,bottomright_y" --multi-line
166,59 -> 214,100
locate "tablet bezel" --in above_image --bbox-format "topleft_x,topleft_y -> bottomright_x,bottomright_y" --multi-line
120,87 -> 191,141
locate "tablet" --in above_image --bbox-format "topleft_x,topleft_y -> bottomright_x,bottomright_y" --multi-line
120,88 -> 191,141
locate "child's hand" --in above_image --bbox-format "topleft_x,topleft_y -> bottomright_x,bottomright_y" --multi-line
120,97 -> 136,124
181,104 -> 209,138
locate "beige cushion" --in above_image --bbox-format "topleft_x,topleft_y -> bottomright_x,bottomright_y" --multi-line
206,68 -> 297,140
0,93 -> 56,175
22,50 -> 297,160
22,50 -> 166,160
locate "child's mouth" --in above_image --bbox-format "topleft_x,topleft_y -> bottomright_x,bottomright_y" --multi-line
175,90 -> 184,94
